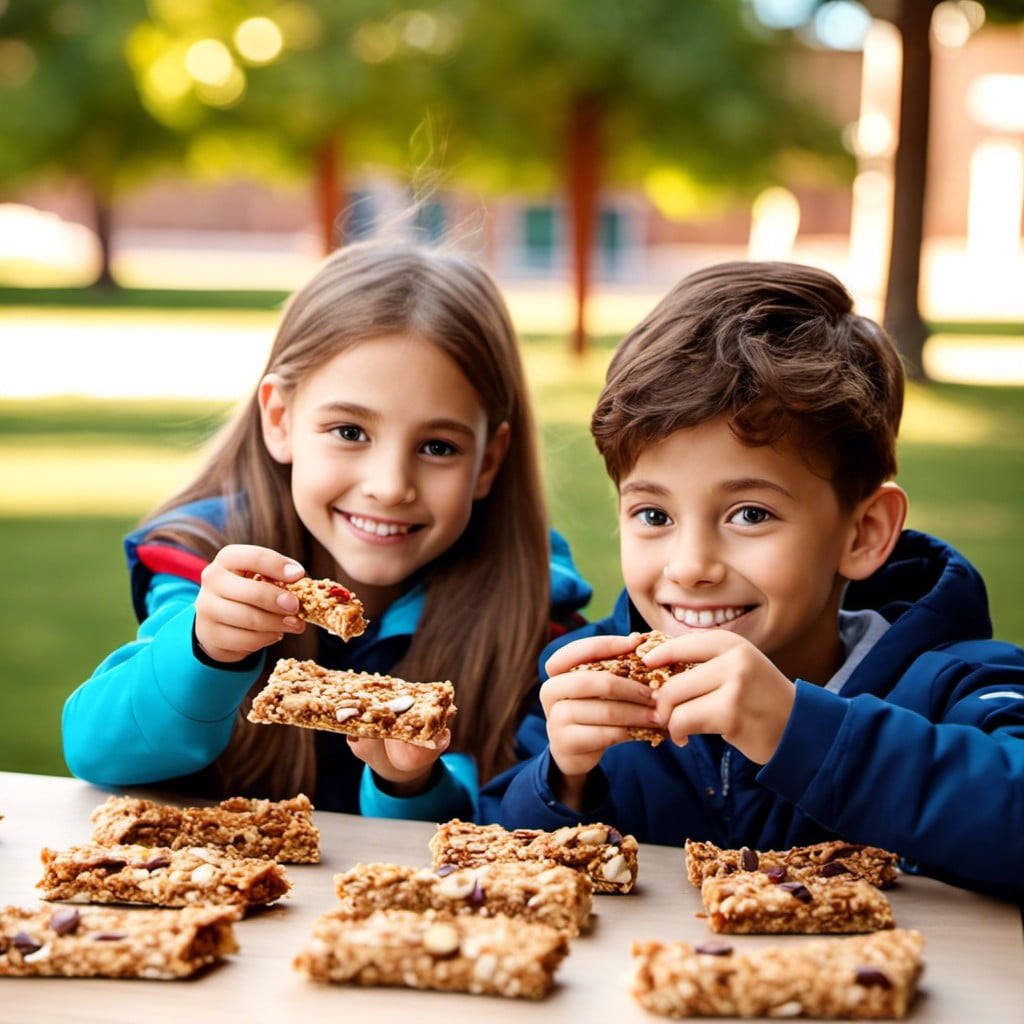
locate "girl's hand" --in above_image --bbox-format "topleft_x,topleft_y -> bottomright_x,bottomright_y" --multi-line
641,631 -> 796,764
540,634 -> 659,809
348,732 -> 452,797
193,544 -> 306,664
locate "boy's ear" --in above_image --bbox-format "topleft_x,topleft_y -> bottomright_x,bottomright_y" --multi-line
258,374 -> 293,465
473,421 -> 511,500
839,482 -> 908,581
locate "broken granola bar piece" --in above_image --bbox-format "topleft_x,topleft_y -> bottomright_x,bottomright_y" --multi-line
253,574 -> 367,640
685,838 -> 899,890
430,819 -> 638,894
247,658 -> 456,748
333,860 -> 592,935
631,928 -> 924,1019
700,868 -> 895,934
90,793 -> 320,863
0,904 -> 240,979
572,630 -> 692,745
294,908 -> 569,999
38,843 -> 289,909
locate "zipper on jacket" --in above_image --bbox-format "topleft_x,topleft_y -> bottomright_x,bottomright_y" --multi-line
719,747 -> 732,799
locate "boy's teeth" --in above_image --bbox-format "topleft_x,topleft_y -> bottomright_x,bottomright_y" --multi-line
672,606 -> 744,627
351,515 -> 411,537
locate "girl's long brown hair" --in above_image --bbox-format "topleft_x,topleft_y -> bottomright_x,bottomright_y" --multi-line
144,241 -> 550,796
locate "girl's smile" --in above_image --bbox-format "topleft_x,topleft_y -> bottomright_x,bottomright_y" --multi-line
260,334 -> 508,619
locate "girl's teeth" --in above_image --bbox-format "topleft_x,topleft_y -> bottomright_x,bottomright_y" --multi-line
351,515 -> 411,537
672,606 -> 744,627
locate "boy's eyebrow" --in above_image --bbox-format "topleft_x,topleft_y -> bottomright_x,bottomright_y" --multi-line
316,401 -> 478,438
619,481 -> 671,497
722,477 -> 796,500
619,477 -> 796,499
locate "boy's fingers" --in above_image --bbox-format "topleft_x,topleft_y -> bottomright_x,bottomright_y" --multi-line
547,696 -> 661,732
544,632 -> 643,677
640,629 -> 740,667
541,670 -> 653,713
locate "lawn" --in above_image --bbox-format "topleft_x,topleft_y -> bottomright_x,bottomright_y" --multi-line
2,337 -> 1022,776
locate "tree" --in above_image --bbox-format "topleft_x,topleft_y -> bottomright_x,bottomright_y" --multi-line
422,0 -> 851,352
133,1 -> 444,255
824,0 -> 1024,379
0,1 -> 185,286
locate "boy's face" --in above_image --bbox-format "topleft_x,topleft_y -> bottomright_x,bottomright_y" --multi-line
618,416 -> 856,684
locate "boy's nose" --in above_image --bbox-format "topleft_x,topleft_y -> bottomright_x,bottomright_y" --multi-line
662,528 -> 726,588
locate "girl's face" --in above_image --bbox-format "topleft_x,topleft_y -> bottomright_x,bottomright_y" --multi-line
260,334 -> 509,619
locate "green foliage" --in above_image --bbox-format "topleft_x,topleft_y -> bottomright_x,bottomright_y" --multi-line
0,1 -> 183,191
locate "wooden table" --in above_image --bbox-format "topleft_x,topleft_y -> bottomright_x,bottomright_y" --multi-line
1,771 -> 1022,1023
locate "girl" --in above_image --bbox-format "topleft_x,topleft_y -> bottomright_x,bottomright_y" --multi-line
62,241 -> 591,820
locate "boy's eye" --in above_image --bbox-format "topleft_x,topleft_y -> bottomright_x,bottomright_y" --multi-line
635,507 -> 671,527
421,439 -> 457,458
333,425 -> 367,442
730,506 -> 772,526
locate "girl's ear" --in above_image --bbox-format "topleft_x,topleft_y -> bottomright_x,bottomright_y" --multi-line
473,421 -> 511,500
258,374 -> 293,465
839,482 -> 908,581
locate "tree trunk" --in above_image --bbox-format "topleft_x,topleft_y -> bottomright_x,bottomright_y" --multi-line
567,95 -> 602,356
315,131 -> 344,256
88,182 -> 116,290
883,0 -> 936,381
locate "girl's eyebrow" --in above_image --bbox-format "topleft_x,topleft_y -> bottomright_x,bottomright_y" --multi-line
317,401 -> 478,439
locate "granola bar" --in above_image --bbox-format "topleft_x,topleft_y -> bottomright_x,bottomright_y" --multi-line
685,838 -> 899,890
430,819 -> 638,894
572,630 -> 692,745
253,574 -> 367,640
333,860 -> 592,935
38,843 -> 290,909
294,908 -> 569,999
700,869 -> 895,934
631,928 -> 924,1018
90,793 -> 320,863
0,904 -> 240,979
247,658 -> 456,748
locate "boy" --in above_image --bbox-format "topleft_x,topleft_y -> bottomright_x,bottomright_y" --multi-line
481,261 -> 1024,901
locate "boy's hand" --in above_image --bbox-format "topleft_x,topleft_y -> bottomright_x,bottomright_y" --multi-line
641,632 -> 795,764
194,544 -> 306,664
541,634 -> 660,808
347,732 -> 451,797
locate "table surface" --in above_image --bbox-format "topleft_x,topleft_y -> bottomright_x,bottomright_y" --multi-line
1,771 -> 1022,1023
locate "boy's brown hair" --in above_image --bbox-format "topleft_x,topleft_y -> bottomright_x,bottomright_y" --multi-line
591,261 -> 905,507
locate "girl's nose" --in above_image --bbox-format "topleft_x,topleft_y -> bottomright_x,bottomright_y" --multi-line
360,454 -> 416,507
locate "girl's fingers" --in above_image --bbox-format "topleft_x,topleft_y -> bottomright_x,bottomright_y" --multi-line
211,544 -> 305,583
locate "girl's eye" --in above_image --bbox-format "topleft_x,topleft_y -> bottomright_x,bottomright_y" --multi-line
730,506 -> 772,526
333,425 -> 367,442
635,507 -> 671,528
421,439 -> 457,458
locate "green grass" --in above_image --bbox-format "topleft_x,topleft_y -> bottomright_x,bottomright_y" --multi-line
2,344 -> 1023,777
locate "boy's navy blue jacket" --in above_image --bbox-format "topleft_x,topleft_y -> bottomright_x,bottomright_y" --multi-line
480,530 -> 1024,902
62,498 -> 592,820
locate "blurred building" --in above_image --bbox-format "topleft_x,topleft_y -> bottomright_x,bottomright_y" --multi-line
7,20 -> 1024,320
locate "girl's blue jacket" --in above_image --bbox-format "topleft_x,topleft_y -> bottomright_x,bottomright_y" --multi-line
480,530 -> 1024,902
62,498 -> 592,820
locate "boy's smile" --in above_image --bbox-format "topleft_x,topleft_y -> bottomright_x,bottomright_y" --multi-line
618,416 -> 858,684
